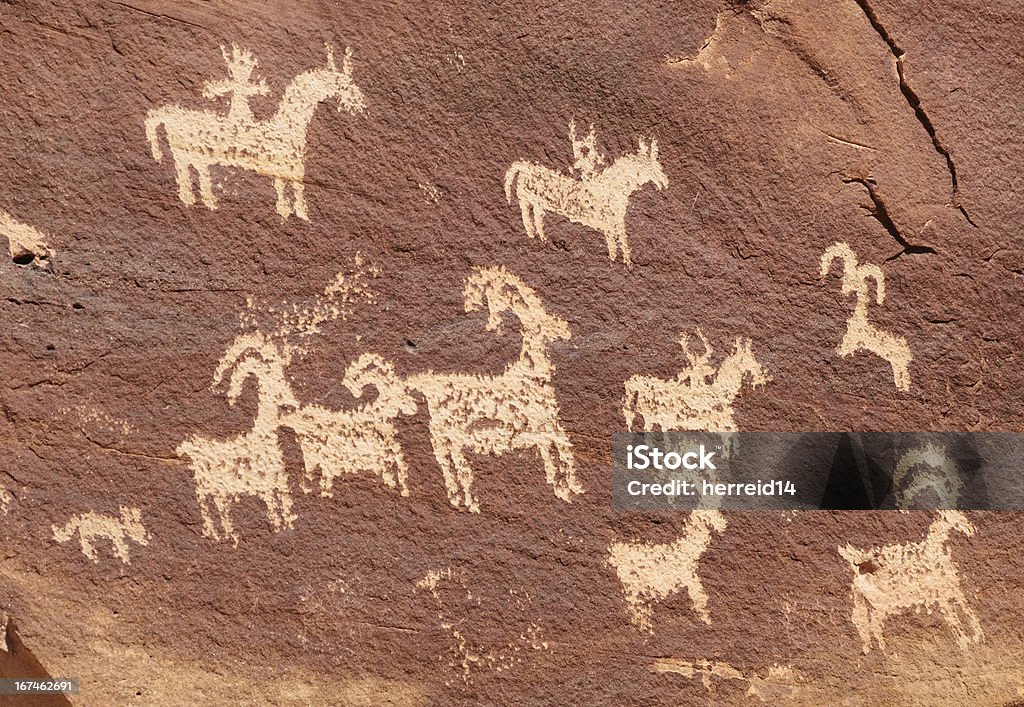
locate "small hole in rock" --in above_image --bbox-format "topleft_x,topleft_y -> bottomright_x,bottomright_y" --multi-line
46,344 -> 55,351
72,303 -> 84,310
12,252 -> 34,266
405,339 -> 417,352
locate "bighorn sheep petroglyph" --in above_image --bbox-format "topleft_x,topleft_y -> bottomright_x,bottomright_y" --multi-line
504,122 -> 667,266
284,353 -> 417,497
52,506 -> 150,564
837,511 -> 983,653
608,509 -> 727,631
820,242 -> 911,391
145,44 -> 365,219
177,333 -> 299,546
623,329 -> 767,434
405,266 -> 583,512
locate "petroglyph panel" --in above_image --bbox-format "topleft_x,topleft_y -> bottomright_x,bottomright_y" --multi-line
4,1 -> 1024,704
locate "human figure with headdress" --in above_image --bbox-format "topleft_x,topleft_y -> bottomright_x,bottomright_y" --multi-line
568,120 -> 607,181
203,44 -> 269,126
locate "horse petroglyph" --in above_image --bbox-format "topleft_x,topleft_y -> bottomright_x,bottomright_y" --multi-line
51,506 -> 150,565
504,121 -> 667,266
820,242 -> 912,391
1,210 -> 52,266
837,511 -> 983,653
623,329 -> 768,434
405,266 -> 583,513
607,509 -> 727,631
145,44 -> 365,220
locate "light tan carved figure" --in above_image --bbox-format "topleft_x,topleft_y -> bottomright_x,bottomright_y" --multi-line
623,329 -> 768,433
837,511 -> 983,653
504,123 -> 667,266
0,485 -> 11,515
607,509 -> 727,631
177,333 -> 300,546
145,44 -> 365,220
406,266 -> 582,512
892,443 -> 963,509
284,353 -> 417,497
51,506 -> 150,564
0,210 -> 52,266
820,242 -> 912,391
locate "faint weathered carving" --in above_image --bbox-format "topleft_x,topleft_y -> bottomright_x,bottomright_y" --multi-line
406,266 -> 582,512
837,511 -> 983,653
504,123 -> 667,265
284,352 -> 417,497
607,509 -> 727,631
0,210 -> 52,266
145,44 -> 365,219
52,506 -> 150,564
820,242 -> 911,391
893,443 -> 963,509
623,329 -> 767,433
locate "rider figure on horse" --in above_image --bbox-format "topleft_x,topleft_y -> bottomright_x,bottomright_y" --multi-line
203,44 -> 268,126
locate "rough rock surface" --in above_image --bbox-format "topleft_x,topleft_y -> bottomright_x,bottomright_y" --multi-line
1,0 -> 1023,704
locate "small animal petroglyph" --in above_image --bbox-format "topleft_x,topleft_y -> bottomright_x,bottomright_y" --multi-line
893,443 -> 963,509
0,210 -> 52,266
177,332 -> 299,546
0,485 -> 12,515
145,44 -> 365,220
623,329 -> 768,434
405,266 -> 583,513
504,121 -> 667,266
51,506 -> 149,564
607,509 -> 727,631
820,242 -> 911,391
285,353 -> 417,497
837,511 -> 983,653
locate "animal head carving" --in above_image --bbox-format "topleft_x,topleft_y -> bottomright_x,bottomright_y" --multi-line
322,44 -> 365,114
464,266 -> 570,344
210,332 -> 293,407
342,352 -> 417,416
637,137 -> 668,190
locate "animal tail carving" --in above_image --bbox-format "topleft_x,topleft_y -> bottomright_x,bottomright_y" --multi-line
144,112 -> 165,162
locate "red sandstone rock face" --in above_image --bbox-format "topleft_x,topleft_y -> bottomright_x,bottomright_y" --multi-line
1,1 -> 1023,704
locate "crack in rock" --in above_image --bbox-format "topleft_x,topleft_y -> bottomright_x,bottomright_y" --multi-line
852,0 -> 978,228
842,177 -> 937,262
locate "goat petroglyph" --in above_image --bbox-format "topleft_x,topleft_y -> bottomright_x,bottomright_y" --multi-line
837,511 -> 983,653
177,262 -> 382,545
504,121 -> 667,266
623,329 -> 768,434
145,44 -> 365,219
405,266 -> 582,513
820,242 -> 912,391
893,443 -> 963,509
51,506 -> 150,564
1,210 -> 52,266
607,509 -> 727,631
